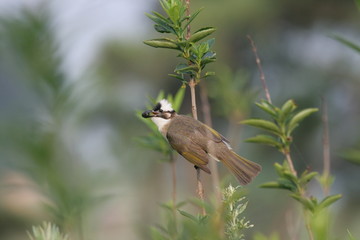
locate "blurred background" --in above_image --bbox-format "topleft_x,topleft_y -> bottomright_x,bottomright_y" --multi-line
0,0 -> 360,239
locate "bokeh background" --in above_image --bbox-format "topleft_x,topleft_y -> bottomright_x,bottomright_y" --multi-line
0,0 -> 360,239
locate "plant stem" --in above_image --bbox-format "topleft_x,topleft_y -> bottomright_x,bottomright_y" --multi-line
185,0 -> 191,40
185,0 -> 206,215
197,168 -> 206,216
304,209 -> 314,240
171,154 -> 177,206
247,35 -> 272,104
199,80 -> 222,205
189,78 -> 198,119
285,151 -> 297,177
321,98 -> 330,196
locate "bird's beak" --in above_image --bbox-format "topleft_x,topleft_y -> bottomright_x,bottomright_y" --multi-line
142,110 -> 159,118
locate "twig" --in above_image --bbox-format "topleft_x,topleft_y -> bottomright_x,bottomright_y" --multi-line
246,35 -> 272,104
171,153 -> 177,207
321,98 -> 331,196
199,80 -> 222,205
185,0 -> 191,40
285,151 -> 297,177
189,79 -> 198,119
170,153 -> 178,236
186,0 -> 206,215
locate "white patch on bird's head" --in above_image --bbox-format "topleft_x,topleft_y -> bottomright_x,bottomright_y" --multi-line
150,99 -> 176,135
158,99 -> 174,112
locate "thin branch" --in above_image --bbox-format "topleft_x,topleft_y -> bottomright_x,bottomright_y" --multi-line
197,168 -> 206,216
186,0 -> 206,215
247,35 -> 272,104
285,151 -> 297,177
170,153 -> 178,236
189,79 -> 198,119
185,0 -> 191,40
321,98 -> 331,196
171,153 -> 177,206
199,80 -> 222,205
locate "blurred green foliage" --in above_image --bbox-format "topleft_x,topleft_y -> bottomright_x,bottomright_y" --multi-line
0,0 -> 360,239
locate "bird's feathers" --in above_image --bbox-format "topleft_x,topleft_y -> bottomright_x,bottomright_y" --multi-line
166,115 -> 261,185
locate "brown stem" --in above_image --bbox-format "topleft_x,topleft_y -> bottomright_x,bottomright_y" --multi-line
186,0 -> 205,214
171,154 -> 177,206
247,35 -> 272,104
304,210 -> 315,240
199,80 -> 222,205
185,0 -> 191,40
189,79 -> 198,119
170,154 -> 178,237
196,168 -> 206,215
189,79 -> 206,214
321,98 -> 330,196
285,151 -> 297,177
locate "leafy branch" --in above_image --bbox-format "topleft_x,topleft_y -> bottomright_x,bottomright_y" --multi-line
144,0 -> 216,84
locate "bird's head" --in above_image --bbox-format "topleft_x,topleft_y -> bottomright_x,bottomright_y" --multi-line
142,99 -> 177,131
142,99 -> 176,119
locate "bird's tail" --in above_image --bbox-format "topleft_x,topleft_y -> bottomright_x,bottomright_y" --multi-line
220,151 -> 261,185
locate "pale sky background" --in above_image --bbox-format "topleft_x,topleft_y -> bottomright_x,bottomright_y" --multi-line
0,0 -> 153,79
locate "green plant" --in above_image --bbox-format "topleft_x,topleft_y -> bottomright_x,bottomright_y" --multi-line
150,185 -> 253,240
242,99 -> 341,239
27,222 -> 69,240
144,0 -> 216,85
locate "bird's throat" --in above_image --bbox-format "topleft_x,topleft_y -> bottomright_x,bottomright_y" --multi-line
151,117 -> 171,137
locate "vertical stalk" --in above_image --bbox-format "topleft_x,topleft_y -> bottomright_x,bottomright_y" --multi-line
185,0 -> 206,215
304,209 -> 315,240
247,35 -> 272,104
199,80 -> 222,205
170,153 -> 178,238
285,151 -> 297,177
171,154 -> 177,206
321,98 -> 330,196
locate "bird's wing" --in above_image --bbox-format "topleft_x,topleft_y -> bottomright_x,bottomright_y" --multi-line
166,127 -> 210,172
197,122 -> 231,146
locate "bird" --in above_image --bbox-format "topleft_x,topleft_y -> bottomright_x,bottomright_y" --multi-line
142,99 -> 261,185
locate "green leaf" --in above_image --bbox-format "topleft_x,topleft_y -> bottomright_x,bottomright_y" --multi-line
172,87 -> 185,112
189,27 -> 216,43
168,5 -> 181,24
146,12 -> 171,28
356,0 -> 360,10
183,7 -> 203,29
144,38 -> 179,50
205,38 -> 215,48
290,194 -> 316,212
174,63 -> 198,74
154,24 -> 174,34
168,73 -> 184,81
241,119 -> 281,136
259,181 -> 283,188
287,108 -> 318,134
274,162 -> 284,176
260,179 -> 296,191
278,99 -> 297,123
178,209 -> 199,222
318,194 -> 342,210
347,230 -> 356,240
340,148 -> 360,165
299,171 -> 318,185
245,134 -> 282,148
331,34 -> 360,53
255,100 -> 278,117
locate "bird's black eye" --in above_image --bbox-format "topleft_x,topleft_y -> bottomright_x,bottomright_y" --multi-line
153,103 -> 161,111
159,109 -> 163,112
